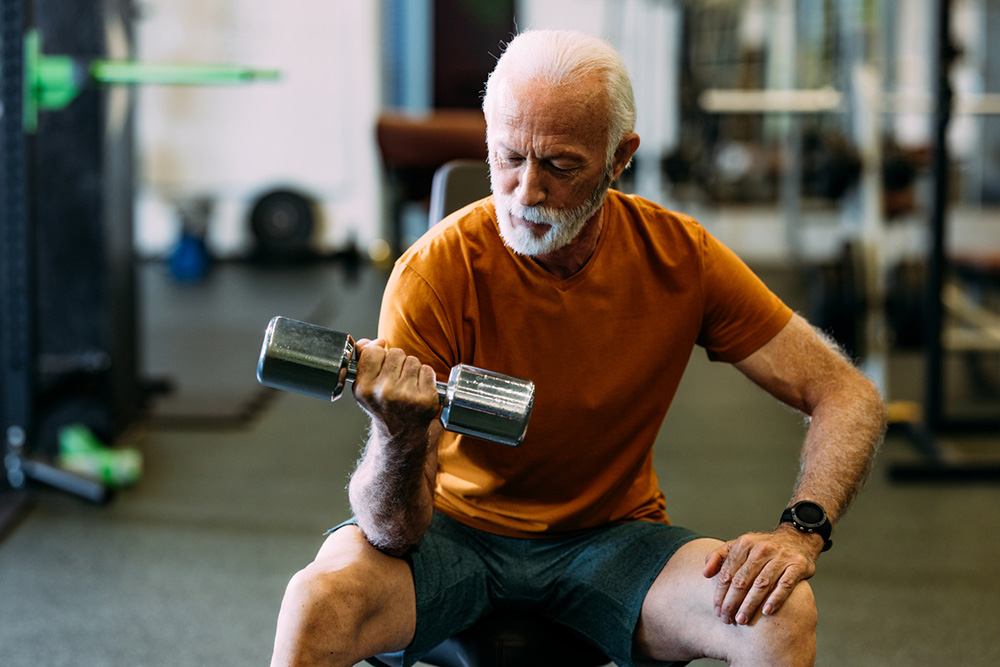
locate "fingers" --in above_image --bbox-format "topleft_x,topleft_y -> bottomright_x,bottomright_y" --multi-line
761,568 -> 802,617
720,559 -> 785,625
352,342 -> 440,435
354,337 -> 386,356
708,532 -> 816,626
426,419 -> 445,445
703,541 -> 730,577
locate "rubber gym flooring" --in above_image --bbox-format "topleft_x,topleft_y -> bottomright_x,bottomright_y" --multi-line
1,259 -> 999,666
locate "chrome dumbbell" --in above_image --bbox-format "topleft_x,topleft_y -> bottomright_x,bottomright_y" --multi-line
256,316 -> 535,447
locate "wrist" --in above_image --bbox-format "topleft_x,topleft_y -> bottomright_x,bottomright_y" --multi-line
775,522 -> 826,556
779,500 -> 834,552
371,416 -> 436,449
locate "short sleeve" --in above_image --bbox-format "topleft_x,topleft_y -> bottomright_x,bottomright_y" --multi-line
696,230 -> 793,362
377,263 -> 460,378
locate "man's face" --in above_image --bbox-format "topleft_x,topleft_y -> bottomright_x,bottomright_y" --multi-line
487,76 -> 614,257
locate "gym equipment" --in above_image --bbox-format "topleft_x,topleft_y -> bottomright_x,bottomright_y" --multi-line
363,610 -> 686,667
249,190 -> 317,261
256,317 -> 535,447
886,0 -> 1000,482
1,5 -> 280,519
428,159 -> 492,227
363,611 -> 685,667
22,28 -> 279,132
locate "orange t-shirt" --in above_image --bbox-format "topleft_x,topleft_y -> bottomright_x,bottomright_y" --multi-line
378,190 -> 792,538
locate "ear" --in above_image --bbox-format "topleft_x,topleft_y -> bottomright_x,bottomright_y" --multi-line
611,133 -> 641,180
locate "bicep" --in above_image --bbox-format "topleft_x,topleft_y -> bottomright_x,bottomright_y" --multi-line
379,265 -> 457,373
733,313 -> 856,415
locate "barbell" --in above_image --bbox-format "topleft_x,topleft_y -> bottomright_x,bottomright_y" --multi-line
256,316 -> 534,447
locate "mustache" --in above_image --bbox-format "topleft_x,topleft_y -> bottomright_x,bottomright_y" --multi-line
496,167 -> 615,227
506,202 -> 566,226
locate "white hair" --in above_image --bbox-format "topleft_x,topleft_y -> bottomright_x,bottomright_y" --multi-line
482,30 -> 636,164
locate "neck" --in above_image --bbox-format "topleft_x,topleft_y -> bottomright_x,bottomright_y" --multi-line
532,208 -> 605,279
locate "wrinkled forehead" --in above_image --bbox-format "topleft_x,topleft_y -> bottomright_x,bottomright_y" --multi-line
485,75 -> 609,149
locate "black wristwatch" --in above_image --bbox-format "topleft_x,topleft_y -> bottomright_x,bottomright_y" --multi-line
780,501 -> 833,552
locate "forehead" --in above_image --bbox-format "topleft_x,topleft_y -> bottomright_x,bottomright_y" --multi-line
487,76 -> 608,156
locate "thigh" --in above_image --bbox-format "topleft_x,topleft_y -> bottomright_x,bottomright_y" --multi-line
634,538 -> 816,664
633,538 -> 732,662
400,513 -> 494,662
548,521 -> 702,667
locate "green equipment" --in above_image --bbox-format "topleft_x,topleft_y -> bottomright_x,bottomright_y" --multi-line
22,28 -> 280,132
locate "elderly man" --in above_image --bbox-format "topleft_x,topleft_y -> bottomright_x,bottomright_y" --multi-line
271,30 -> 885,667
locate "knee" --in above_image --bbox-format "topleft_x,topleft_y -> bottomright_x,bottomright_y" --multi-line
752,581 -> 817,665
283,561 -> 371,634
276,562 -> 375,663
782,579 -> 818,635
273,530 -> 416,666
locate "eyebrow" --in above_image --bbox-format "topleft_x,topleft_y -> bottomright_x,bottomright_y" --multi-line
493,142 -> 588,164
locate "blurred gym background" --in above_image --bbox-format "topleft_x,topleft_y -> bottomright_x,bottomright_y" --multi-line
2,0 -> 999,665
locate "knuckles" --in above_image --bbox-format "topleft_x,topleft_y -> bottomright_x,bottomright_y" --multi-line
353,346 -> 439,417
774,576 -> 799,592
712,532 -> 819,624
729,575 -> 752,591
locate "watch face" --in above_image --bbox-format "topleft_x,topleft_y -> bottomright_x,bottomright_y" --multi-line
793,502 -> 825,527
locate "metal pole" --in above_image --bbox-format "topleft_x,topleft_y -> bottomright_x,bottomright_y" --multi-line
1,0 -> 35,492
0,1 -> 109,505
923,0 -> 953,433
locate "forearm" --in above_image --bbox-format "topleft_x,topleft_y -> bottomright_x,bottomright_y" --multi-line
734,315 -> 888,524
792,373 -> 886,523
710,316 -> 887,623
348,421 -> 438,556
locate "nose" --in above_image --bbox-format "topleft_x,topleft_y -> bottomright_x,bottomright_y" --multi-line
515,161 -> 546,207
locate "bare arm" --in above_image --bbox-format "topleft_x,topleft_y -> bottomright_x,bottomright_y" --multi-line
704,313 -> 886,624
346,339 -> 443,556
735,313 -> 885,520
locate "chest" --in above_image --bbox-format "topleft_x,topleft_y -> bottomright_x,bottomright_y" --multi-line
460,251 -> 703,416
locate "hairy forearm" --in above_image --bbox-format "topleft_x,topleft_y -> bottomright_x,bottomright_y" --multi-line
735,315 -> 888,525
347,422 -> 437,556
792,372 -> 886,523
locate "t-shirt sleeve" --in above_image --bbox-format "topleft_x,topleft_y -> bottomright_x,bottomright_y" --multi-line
377,262 -> 458,377
696,229 -> 793,363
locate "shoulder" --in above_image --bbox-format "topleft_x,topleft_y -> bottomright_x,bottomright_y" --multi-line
604,190 -> 709,258
380,197 -> 501,366
385,196 -> 505,308
607,190 -> 703,231
397,196 -> 500,273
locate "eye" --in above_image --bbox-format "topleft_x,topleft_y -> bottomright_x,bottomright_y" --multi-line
547,162 -> 578,176
494,154 -> 523,168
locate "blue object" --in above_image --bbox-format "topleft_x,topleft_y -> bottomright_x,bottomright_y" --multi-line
167,231 -> 210,282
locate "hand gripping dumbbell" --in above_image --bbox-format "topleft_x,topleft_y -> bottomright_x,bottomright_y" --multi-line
256,316 -> 535,447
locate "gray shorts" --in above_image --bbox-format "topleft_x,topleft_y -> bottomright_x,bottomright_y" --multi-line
332,511 -> 702,667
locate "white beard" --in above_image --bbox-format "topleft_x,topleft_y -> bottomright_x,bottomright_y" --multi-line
492,169 -> 613,257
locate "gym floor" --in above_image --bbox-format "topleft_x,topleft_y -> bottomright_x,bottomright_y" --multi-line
1,258 -> 999,666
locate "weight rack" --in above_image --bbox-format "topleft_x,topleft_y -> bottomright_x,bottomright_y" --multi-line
1,0 -> 35,532
2,0 -> 116,529
886,0 -> 1000,482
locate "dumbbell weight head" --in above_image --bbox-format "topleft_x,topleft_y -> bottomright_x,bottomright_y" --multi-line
257,316 -> 354,402
256,317 -> 534,446
442,364 -> 535,447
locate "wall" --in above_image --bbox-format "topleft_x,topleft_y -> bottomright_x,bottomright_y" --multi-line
518,0 -> 682,202
131,0 -> 997,260
133,0 -> 382,258
132,0 -> 679,259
